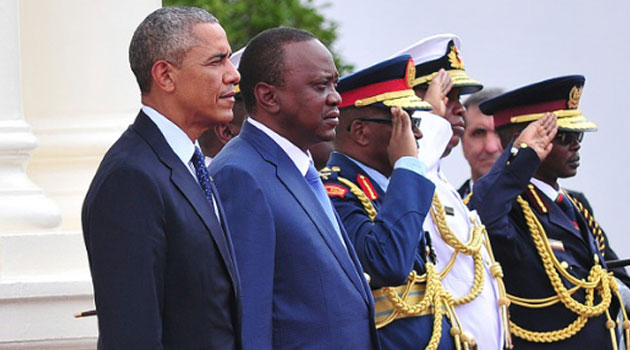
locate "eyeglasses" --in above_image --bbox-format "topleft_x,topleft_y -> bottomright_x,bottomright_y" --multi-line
348,117 -> 421,131
554,131 -> 584,146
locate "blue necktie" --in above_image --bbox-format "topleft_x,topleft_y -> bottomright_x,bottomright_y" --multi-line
556,193 -> 578,229
305,163 -> 346,249
191,147 -> 215,207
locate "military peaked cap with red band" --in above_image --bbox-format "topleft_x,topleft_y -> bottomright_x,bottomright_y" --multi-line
337,55 -> 431,111
392,34 -> 482,95
479,75 -> 597,132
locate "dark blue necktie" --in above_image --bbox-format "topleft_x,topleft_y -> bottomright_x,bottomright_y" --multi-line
305,163 -> 346,249
556,193 -> 578,230
191,147 -> 214,207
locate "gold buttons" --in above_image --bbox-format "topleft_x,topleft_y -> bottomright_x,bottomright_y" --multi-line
560,261 -> 569,269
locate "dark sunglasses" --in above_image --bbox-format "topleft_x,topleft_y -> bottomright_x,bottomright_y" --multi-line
348,117 -> 421,131
554,131 -> 584,146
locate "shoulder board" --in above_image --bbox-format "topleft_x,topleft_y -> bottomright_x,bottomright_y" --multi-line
357,174 -> 378,201
524,184 -> 548,214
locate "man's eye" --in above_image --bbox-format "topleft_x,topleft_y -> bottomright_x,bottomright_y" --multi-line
472,130 -> 486,136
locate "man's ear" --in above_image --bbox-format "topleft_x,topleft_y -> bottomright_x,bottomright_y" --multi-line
349,120 -> 370,147
254,82 -> 280,114
151,60 -> 176,93
214,124 -> 234,145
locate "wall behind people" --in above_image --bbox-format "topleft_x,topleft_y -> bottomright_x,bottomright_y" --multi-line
315,0 -> 630,259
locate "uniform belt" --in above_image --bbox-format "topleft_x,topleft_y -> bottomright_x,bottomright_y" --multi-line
373,282 -> 430,325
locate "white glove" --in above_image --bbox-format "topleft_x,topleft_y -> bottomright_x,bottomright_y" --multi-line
414,111 -> 452,173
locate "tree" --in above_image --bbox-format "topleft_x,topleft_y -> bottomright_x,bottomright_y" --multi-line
163,0 -> 353,74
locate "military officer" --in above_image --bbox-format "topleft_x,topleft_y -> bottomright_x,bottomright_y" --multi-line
471,75 -> 630,349
323,55 -> 455,349
394,34 -> 510,349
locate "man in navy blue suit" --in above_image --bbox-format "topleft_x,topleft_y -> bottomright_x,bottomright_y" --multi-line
82,7 -> 241,349
209,27 -> 379,349
470,76 -> 628,349
322,55 -> 455,350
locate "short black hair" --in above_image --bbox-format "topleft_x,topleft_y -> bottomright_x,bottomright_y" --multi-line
239,27 -> 317,114
463,88 -> 505,109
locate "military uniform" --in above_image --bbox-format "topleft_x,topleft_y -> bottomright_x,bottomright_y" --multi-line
395,34 -> 508,349
325,55 -> 456,349
471,75 -> 629,349
323,153 -> 454,350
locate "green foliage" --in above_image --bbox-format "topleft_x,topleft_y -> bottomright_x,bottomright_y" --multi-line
163,0 -> 354,74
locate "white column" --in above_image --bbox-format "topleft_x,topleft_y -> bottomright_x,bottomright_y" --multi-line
0,0 -> 61,234
0,0 -> 160,348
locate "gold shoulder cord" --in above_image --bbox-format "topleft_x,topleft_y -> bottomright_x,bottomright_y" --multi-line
567,193 -> 607,256
340,174 -> 496,350
435,193 -> 512,349
471,192 -> 630,349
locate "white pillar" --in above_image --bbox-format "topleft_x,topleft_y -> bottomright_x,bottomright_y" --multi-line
21,0 -> 161,233
0,0 -> 160,348
0,0 -> 61,234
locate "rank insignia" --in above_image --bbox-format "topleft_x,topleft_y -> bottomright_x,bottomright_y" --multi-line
447,43 -> 465,70
325,184 -> 348,198
567,85 -> 583,109
406,59 -> 416,88
525,184 -> 548,214
357,174 -> 378,200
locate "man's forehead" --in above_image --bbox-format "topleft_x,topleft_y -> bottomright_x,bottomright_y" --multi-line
283,40 -> 336,71
466,108 -> 495,128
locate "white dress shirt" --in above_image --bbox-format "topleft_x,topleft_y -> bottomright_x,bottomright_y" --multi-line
530,177 -> 562,201
142,105 -> 221,219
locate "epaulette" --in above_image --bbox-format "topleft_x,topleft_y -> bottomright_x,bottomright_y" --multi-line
321,166 -> 349,198
567,192 -> 606,256
524,184 -> 548,214
357,174 -> 379,201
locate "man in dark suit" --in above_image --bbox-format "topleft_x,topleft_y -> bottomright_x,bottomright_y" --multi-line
209,27 -> 379,349
323,55 -> 455,349
82,7 -> 241,349
470,75 -> 629,349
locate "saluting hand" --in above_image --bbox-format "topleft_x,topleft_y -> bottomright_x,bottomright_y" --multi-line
387,107 -> 418,166
423,69 -> 452,117
514,112 -> 558,160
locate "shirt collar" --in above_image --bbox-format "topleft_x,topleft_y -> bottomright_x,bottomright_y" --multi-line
343,154 -> 389,192
530,177 -> 562,201
247,117 -> 312,176
142,105 -> 195,166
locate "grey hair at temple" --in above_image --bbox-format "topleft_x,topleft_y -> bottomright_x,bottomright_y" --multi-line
129,6 -> 218,93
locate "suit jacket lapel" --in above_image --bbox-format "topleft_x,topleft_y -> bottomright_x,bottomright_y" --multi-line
546,200 -> 590,245
240,122 -> 369,303
133,112 -> 239,292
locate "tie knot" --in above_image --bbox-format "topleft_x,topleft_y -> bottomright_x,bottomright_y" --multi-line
192,146 -> 205,163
